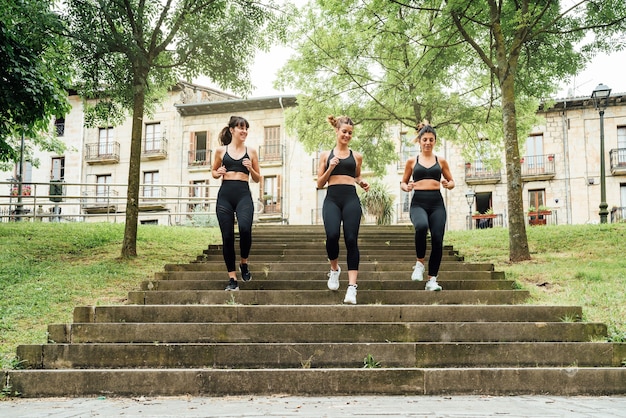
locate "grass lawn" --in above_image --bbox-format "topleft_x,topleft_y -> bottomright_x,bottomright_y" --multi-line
1,222 -> 624,370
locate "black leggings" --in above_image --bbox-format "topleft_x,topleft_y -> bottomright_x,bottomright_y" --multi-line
322,184 -> 362,270
410,189 -> 447,277
216,180 -> 254,272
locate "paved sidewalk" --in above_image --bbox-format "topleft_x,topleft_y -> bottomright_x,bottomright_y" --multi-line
1,395 -> 626,417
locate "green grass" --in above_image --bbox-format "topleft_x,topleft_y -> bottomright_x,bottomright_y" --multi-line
1,222 -> 625,370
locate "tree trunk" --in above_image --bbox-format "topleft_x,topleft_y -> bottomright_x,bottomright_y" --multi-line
500,72 -> 531,262
121,74 -> 147,258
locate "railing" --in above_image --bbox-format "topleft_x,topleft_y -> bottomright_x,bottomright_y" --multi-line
466,213 -> 505,230
0,181 -> 261,225
464,162 -> 502,184
609,148 -> 626,174
187,149 -> 212,168
141,136 -> 168,160
84,142 -> 121,164
520,154 -> 556,179
259,144 -> 283,164
610,206 -> 626,223
527,210 -> 558,226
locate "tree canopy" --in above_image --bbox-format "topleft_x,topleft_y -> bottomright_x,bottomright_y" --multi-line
62,0 -> 291,257
0,0 -> 72,167
277,0 -> 626,261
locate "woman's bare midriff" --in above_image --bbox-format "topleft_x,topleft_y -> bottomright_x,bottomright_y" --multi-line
328,175 -> 356,186
412,179 -> 441,190
222,172 -> 249,182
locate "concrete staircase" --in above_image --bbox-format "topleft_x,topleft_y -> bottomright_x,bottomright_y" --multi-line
5,225 -> 626,397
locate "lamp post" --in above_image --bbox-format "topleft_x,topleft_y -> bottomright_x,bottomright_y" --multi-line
591,83 -> 611,224
465,189 -> 476,230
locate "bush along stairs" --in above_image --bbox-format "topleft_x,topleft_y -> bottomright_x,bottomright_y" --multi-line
5,225 -> 626,397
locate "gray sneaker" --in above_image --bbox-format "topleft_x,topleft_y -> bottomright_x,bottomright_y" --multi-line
225,278 -> 239,291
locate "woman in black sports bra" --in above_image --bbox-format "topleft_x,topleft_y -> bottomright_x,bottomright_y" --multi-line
400,122 -> 455,291
212,116 -> 261,291
317,115 -> 370,304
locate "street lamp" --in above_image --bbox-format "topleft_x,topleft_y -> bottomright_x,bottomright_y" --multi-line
591,83 -> 611,224
465,189 -> 476,230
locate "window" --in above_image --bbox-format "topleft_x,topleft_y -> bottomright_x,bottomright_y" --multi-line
144,123 -> 161,152
143,171 -> 159,197
95,174 -> 112,202
55,117 -> 65,137
188,179 -> 210,212
263,126 -> 281,161
98,127 -> 115,155
51,157 -> 65,181
190,131 -> 209,164
617,127 -> 626,165
525,134 -> 544,169
528,189 -> 545,210
262,175 -> 281,213
399,132 -> 418,169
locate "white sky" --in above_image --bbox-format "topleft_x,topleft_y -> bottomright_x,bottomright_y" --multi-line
244,46 -> 626,99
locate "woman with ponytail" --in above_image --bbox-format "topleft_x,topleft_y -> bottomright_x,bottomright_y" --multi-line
212,116 -> 261,291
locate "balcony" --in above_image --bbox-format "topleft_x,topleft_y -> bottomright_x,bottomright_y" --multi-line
139,186 -> 167,211
521,154 -> 556,181
467,213 -> 504,229
464,162 -> 502,185
141,137 -> 168,161
188,149 -> 212,170
259,144 -> 283,166
81,187 -> 119,214
610,206 -> 626,223
609,148 -> 626,175
527,208 -> 558,226
85,142 -> 121,165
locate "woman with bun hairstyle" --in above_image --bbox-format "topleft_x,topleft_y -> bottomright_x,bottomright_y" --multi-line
400,122 -> 455,291
212,116 -> 261,291
317,115 -> 369,304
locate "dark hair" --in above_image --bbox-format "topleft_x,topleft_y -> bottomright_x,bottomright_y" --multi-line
218,116 -> 249,145
327,115 -> 354,129
417,124 -> 437,140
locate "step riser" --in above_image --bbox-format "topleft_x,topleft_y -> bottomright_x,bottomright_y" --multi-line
73,305 -> 583,324
154,271 -> 506,280
140,280 -> 516,291
126,290 -> 530,305
164,262 -> 495,272
7,369 -> 626,397
46,323 -> 606,344
17,343 -> 622,369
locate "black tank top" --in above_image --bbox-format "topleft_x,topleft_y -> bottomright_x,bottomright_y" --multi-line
326,149 -> 357,178
222,146 -> 250,175
412,156 -> 442,182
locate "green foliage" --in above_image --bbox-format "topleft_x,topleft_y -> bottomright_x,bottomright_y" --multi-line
0,0 -> 72,164
359,180 -> 394,225
363,354 -> 381,368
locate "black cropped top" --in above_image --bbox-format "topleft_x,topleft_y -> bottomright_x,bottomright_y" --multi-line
326,149 -> 357,178
412,156 -> 442,182
222,146 -> 250,175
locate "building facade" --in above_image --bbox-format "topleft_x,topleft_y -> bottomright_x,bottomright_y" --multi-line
1,82 -> 625,229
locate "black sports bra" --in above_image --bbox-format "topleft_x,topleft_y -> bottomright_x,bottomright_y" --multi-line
326,149 -> 357,178
412,156 -> 442,182
223,146 -> 250,175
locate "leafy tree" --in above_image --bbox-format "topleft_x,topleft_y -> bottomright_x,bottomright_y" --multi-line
62,0 -> 290,257
0,0 -> 72,167
359,180 -> 394,225
279,0 -> 626,262
276,0 -> 488,176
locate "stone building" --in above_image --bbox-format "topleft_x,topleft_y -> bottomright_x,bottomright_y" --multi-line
1,82 -> 625,229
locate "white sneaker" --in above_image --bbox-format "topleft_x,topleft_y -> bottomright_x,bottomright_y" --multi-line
343,284 -> 357,304
425,277 -> 442,291
327,266 -> 341,290
411,261 -> 425,281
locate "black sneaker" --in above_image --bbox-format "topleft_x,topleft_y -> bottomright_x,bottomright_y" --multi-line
225,278 -> 239,291
240,263 -> 252,282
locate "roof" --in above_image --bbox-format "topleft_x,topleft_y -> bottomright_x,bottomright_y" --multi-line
175,95 -> 298,116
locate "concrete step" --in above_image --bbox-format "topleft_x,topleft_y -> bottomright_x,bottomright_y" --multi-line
153,270 -> 506,281
197,254 -> 463,262
139,279 -> 516,291
164,261 -> 496,272
8,368 -> 626,397
126,289 -> 530,305
45,322 -> 606,344
71,305 -> 584,324
17,342 -> 625,369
